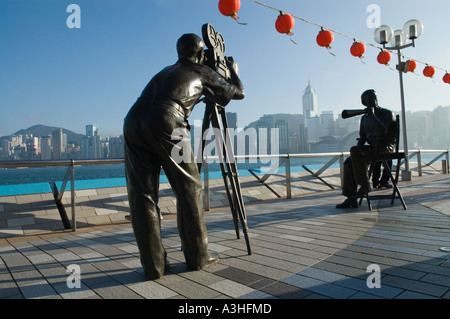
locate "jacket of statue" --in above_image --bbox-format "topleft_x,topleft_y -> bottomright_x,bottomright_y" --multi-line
357,106 -> 396,152
125,58 -> 238,124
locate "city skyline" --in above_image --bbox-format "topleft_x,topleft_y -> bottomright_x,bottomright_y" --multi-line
2,99 -> 450,162
1,99 -> 447,139
1,1 -> 450,137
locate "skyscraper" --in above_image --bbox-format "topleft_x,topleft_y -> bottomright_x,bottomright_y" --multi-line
40,135 -> 52,160
82,124 -> 103,159
226,112 -> 238,129
52,128 -> 63,159
86,124 -> 99,137
302,81 -> 318,119
302,81 -> 319,149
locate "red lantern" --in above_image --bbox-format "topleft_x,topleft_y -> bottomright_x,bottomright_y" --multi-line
275,12 -> 295,36
443,73 -> 450,84
377,50 -> 391,65
423,65 -> 435,78
218,0 -> 241,22
350,41 -> 366,58
316,29 -> 334,49
407,60 -> 417,72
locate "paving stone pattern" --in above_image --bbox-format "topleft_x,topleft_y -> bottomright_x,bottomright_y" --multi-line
0,172 -> 449,299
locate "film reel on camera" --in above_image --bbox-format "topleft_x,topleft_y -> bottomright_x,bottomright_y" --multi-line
202,23 -> 230,80
202,23 -> 225,54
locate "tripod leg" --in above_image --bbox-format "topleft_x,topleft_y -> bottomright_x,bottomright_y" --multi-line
208,105 -> 240,239
199,105 -> 242,229
201,103 -> 240,240
219,163 -> 241,238
226,160 -> 252,255
200,102 -> 251,255
216,108 -> 251,255
197,104 -> 213,173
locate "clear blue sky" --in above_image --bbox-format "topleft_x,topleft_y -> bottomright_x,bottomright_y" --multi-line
1,0 -> 449,137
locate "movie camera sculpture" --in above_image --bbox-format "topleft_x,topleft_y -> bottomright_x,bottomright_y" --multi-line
198,23 -> 251,255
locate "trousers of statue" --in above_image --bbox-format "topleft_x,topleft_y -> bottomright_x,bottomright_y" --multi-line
123,106 -> 208,280
342,145 -> 392,198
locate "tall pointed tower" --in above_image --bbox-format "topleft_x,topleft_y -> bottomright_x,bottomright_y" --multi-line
302,81 -> 318,119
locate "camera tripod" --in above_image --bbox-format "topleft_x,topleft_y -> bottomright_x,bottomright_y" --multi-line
197,23 -> 251,255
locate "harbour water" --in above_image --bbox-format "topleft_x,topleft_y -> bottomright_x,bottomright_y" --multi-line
0,153 -> 440,196
0,160 -> 323,185
0,158 -> 331,195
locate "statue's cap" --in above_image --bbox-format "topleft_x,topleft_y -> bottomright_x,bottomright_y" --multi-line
361,89 -> 377,100
361,89 -> 377,107
176,33 -> 204,58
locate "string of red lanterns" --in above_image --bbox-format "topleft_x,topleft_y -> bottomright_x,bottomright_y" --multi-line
217,0 -> 449,85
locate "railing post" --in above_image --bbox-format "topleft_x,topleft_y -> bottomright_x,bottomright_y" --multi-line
445,150 -> 450,174
71,160 -> 76,231
339,153 -> 344,189
443,150 -> 449,174
285,154 -> 291,199
203,159 -> 210,211
417,150 -> 422,177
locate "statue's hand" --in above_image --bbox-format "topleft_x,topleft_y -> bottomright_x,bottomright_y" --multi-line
225,57 -> 238,73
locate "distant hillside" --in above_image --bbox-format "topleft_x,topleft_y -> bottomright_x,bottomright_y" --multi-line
0,125 -> 84,146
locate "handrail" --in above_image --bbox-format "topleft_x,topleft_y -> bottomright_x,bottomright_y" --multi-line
403,150 -> 449,176
0,149 -> 447,168
0,149 -> 448,230
0,159 -> 124,169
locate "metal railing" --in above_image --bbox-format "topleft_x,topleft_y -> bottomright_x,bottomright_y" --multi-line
0,159 -> 123,231
201,152 -> 350,210
0,150 -> 448,231
406,149 -> 450,176
202,149 -> 449,209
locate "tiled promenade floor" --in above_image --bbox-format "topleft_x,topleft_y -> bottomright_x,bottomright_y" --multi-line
0,171 -> 449,301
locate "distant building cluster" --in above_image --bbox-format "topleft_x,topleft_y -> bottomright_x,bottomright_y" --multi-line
1,81 -> 449,161
244,81 -> 361,154
243,82 -> 450,154
80,124 -> 125,160
0,125 -> 124,161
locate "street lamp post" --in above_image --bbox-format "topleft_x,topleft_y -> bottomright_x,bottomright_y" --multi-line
374,20 -> 424,181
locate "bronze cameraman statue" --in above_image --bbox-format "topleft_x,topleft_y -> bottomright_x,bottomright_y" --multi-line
336,89 -> 396,209
123,30 -> 244,280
